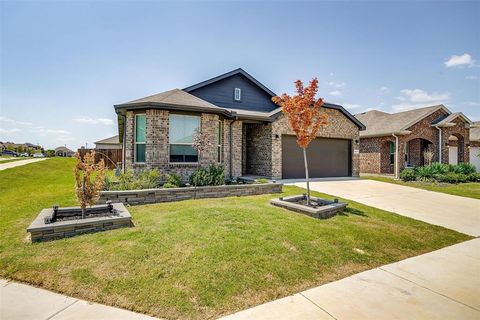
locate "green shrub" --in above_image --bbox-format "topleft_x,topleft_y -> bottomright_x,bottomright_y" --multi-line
452,163 -> 476,175
400,169 -> 416,182
190,165 -> 225,187
162,182 -> 179,188
254,178 -> 270,184
105,169 -> 161,190
435,172 -> 468,184
428,162 -> 450,175
467,172 -> 480,182
165,173 -> 182,187
415,166 -> 434,181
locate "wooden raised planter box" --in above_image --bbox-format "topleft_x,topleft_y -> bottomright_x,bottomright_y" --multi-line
98,183 -> 283,205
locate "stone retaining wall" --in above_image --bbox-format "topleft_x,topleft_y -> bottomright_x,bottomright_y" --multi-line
99,183 -> 283,205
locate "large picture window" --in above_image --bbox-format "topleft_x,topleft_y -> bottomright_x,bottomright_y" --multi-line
135,114 -> 146,163
169,114 -> 200,163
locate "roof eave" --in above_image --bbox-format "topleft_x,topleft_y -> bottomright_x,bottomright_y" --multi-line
360,130 -> 412,138
114,102 -> 234,118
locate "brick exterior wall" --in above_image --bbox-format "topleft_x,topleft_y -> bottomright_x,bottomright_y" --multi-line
124,108 -> 360,180
441,117 -> 470,164
245,123 -> 273,177
242,109 -> 360,179
359,136 -> 395,174
359,109 -> 472,175
124,109 -> 242,180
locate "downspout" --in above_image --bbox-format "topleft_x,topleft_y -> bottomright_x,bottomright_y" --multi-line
229,117 -> 238,180
392,133 -> 399,179
435,125 -> 442,163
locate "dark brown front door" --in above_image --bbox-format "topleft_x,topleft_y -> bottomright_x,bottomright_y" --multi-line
281,135 -> 351,179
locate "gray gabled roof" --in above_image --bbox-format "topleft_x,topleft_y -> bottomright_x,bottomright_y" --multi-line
431,112 -> 472,126
355,105 -> 450,137
94,135 -> 120,145
115,89 -> 231,116
183,68 -> 277,97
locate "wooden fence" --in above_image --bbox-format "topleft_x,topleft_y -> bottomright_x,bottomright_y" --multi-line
77,148 -> 122,169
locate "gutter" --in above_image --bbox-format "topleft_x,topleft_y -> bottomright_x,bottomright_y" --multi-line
435,125 -> 442,163
392,133 -> 400,179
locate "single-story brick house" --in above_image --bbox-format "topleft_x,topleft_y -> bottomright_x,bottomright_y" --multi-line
94,135 -> 121,150
114,68 -> 365,180
355,105 -> 479,177
55,146 -> 75,157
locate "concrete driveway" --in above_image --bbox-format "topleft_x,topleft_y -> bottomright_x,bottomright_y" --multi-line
293,179 -> 480,237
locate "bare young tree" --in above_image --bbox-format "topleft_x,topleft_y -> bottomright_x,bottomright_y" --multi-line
272,78 -> 329,205
423,146 -> 434,166
74,151 -> 106,218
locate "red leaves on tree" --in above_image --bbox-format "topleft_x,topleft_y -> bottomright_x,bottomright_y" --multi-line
272,78 -> 329,148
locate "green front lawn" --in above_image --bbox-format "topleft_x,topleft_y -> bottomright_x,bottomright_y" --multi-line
0,158 -> 471,319
363,175 -> 480,199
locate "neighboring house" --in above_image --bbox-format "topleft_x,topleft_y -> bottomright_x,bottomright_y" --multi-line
114,68 -> 365,180
94,135 -> 122,150
470,121 -> 480,172
55,146 -> 75,157
355,105 -> 477,177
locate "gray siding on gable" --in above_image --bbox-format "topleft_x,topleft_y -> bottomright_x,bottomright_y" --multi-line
188,74 -> 278,112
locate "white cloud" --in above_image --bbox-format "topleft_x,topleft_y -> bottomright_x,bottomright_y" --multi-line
329,72 -> 334,77
444,53 -> 475,68
379,86 -> 390,94
0,128 -> 21,135
328,90 -> 342,96
400,89 -> 449,103
466,75 -> 478,80
0,117 -> 32,126
328,81 -> 345,88
74,116 -> 114,125
391,88 -> 449,112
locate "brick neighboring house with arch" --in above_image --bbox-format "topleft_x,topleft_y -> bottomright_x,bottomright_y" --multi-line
355,105 -> 477,177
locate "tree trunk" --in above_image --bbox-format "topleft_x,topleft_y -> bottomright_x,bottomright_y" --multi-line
303,147 -> 311,206
82,175 -> 86,219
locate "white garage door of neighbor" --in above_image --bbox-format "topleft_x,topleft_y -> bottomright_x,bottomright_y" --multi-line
449,146 -> 458,165
470,147 -> 480,172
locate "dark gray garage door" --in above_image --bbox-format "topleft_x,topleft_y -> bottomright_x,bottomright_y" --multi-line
282,135 -> 351,179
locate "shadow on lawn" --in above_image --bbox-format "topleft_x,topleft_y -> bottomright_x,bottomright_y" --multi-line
339,207 -> 368,217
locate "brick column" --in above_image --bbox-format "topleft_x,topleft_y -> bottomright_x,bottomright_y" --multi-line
124,111 -> 134,170
146,109 -> 169,170
231,120 -> 243,178
199,113 -> 219,166
351,134 -> 360,177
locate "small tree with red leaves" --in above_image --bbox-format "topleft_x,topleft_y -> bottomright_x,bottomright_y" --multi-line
272,78 -> 329,205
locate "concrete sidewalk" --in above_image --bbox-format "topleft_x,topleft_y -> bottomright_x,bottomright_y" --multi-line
0,279 -> 161,320
221,238 -> 480,319
294,179 -> 480,236
0,158 -> 47,171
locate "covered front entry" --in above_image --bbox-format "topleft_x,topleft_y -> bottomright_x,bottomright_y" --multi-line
282,135 -> 351,179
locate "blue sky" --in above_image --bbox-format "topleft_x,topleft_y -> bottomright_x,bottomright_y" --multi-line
1,1 -> 479,149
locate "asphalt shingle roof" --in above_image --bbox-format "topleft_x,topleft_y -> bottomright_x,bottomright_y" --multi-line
355,105 -> 445,137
